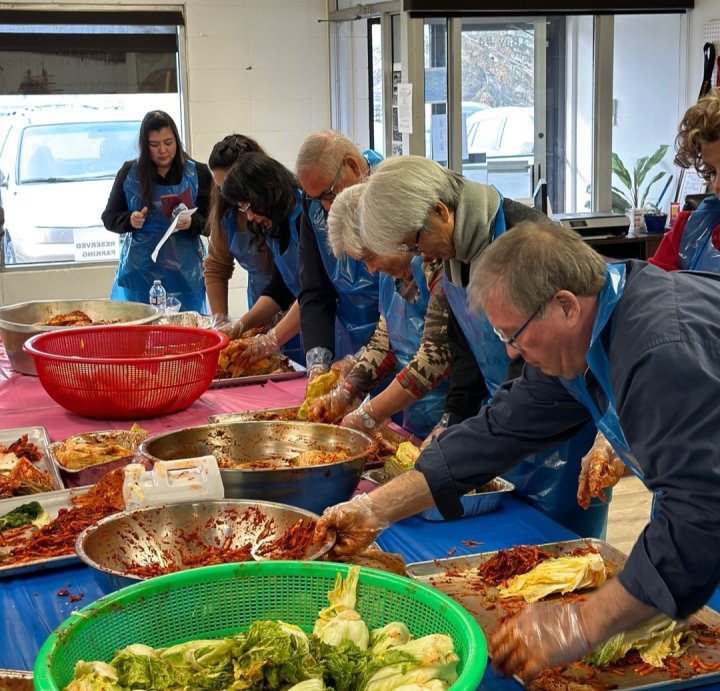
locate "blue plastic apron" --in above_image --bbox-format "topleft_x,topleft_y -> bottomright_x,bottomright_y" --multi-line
444,204 -> 603,537
111,161 -> 207,313
560,264 -> 655,509
223,208 -> 272,309
380,255 -> 450,438
306,151 -> 383,358
678,196 -> 720,272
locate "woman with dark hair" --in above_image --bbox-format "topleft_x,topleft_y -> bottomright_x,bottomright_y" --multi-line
205,134 -> 275,323
219,152 -> 304,365
102,110 -> 211,313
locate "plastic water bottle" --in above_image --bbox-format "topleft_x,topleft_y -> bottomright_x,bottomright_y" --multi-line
149,279 -> 167,311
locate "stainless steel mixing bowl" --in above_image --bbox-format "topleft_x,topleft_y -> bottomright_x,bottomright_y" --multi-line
0,299 -> 159,375
76,499 -> 334,591
140,420 -> 373,514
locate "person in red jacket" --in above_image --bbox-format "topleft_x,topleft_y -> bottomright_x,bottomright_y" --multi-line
649,88 -> 720,272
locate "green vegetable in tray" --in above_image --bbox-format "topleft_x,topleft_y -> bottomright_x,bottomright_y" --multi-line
584,614 -> 695,668
0,500 -> 47,533
63,566 -> 460,691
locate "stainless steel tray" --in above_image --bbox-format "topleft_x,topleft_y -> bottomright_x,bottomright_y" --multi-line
209,359 -> 306,389
407,538 -> 720,690
48,429 -> 143,487
0,487 -> 90,577
0,426 -> 63,504
0,669 -> 33,690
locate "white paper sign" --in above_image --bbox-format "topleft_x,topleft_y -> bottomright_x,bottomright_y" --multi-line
151,207 -> 197,263
397,83 -> 413,134
73,228 -> 121,262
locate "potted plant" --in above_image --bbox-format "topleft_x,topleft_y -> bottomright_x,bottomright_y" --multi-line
611,145 -> 670,232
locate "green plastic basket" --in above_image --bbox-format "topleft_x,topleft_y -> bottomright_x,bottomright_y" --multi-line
34,561 -> 486,691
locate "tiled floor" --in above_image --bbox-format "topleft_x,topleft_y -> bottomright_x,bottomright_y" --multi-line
604,474 -> 653,555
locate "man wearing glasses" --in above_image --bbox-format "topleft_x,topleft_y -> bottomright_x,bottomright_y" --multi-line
343,155 -> 603,539
295,131 -> 383,381
318,222 -> 720,685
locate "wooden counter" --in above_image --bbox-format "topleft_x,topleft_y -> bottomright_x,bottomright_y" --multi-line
583,233 -> 665,260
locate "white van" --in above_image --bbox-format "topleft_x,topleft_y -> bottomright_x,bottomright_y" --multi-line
0,105 -> 140,264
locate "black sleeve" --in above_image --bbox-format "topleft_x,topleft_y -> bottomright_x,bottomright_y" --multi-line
261,265 -> 295,311
189,160 -> 212,237
101,161 -> 134,234
443,308 -> 489,425
298,203 -> 338,355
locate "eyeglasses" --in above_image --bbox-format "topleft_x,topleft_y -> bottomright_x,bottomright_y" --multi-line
306,158 -> 345,203
238,201 -> 251,214
396,229 -> 423,254
492,302 -> 545,351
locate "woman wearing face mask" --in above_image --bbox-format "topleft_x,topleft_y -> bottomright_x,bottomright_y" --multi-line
307,183 -> 451,439
219,152 -> 304,366
102,110 -> 211,313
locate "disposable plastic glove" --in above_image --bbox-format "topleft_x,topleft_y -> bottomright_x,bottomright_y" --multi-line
210,314 -> 245,340
305,346 -> 332,386
577,430 -> 625,509
315,493 -> 389,557
342,398 -> 385,432
172,203 -> 192,231
233,327 -> 279,368
330,354 -> 359,380
307,380 -> 360,423
489,601 -> 591,682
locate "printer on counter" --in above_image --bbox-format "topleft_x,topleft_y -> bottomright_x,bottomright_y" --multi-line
552,211 -> 630,238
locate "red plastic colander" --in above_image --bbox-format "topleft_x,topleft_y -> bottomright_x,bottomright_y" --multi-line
23,325 -> 229,419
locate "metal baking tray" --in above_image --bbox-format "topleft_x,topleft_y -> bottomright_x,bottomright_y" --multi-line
407,538 -> 720,690
209,360 -> 306,389
0,669 -> 33,691
209,407 -> 414,469
0,426 -> 63,504
48,429 -> 143,488
0,487 -> 90,577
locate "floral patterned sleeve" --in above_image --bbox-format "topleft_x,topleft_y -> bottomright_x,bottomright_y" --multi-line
396,259 -> 451,398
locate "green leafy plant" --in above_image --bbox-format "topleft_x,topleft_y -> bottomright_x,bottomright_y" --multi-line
611,145 -> 670,212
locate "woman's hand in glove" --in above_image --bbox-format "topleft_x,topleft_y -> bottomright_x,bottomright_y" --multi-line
307,381 -> 359,423
489,601 -> 591,682
211,314 -> 246,340
233,328 -> 279,368
577,431 -> 625,509
315,493 -> 389,557
342,398 -> 384,432
330,354 -> 358,380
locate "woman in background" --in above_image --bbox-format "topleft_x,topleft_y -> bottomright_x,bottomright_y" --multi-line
219,152 -> 304,365
204,134 -> 275,328
102,110 -> 211,313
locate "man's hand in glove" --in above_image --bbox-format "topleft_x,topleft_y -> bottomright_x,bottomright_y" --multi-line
420,413 -> 450,450
577,431 -> 626,509
490,601 -> 591,682
233,328 -> 279,368
315,493 -> 389,557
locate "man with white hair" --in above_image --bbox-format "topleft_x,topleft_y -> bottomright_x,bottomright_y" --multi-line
295,131 -> 382,380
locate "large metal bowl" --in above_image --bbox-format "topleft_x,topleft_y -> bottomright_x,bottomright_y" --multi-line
76,499 -> 334,591
0,299 -> 159,375
140,420 -> 373,514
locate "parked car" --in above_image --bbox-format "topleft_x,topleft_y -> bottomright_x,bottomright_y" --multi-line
0,105 -> 140,264
464,105 -> 535,199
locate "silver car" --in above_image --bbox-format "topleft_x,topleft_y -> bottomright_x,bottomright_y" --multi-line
0,105 -> 140,265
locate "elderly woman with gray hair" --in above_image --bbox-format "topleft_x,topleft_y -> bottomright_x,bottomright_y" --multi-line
353,155 -> 603,538
305,182 -> 451,439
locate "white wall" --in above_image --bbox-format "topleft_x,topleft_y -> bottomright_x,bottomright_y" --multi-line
0,0 -> 331,316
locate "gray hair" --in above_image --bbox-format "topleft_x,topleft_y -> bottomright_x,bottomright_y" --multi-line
359,155 -> 463,255
295,130 -> 362,177
468,221 -> 607,316
327,183 -> 367,258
